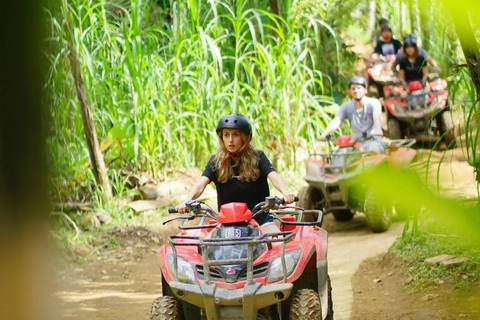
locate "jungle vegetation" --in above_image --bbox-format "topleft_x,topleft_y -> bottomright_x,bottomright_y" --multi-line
44,0 -> 480,256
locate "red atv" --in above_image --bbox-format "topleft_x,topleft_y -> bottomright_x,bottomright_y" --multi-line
383,75 -> 455,146
150,197 -> 333,320
298,135 -> 417,232
364,54 -> 399,98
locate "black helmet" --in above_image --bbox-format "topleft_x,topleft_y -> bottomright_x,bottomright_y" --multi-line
348,76 -> 367,88
216,114 -> 252,136
378,18 -> 389,26
381,25 -> 392,32
403,34 -> 417,46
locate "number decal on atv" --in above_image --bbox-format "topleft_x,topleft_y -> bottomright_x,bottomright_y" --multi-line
225,228 -> 242,238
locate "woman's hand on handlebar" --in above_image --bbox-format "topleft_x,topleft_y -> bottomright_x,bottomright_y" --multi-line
175,202 -> 188,214
282,192 -> 296,204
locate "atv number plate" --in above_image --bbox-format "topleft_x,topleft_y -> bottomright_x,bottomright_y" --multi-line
225,228 -> 242,238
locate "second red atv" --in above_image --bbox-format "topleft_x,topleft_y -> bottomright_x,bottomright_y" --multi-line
364,54 -> 399,99
150,196 -> 333,320
298,135 -> 417,232
383,75 -> 455,147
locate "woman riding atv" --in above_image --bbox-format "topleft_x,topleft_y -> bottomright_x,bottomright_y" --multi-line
397,34 -> 428,88
175,113 -> 295,235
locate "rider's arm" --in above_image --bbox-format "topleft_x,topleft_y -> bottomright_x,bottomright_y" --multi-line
267,171 -> 295,204
372,100 -> 383,137
175,176 -> 211,213
320,116 -> 342,139
373,113 -> 383,136
373,42 -> 382,55
421,66 -> 428,85
425,56 -> 440,73
398,69 -> 407,88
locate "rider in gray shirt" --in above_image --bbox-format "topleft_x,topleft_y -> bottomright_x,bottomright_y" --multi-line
320,76 -> 384,153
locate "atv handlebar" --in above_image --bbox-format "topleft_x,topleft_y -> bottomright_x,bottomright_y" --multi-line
251,196 -> 299,217
165,196 -> 311,229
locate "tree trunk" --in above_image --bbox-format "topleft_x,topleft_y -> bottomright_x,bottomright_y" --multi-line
449,8 -> 480,102
268,0 -> 281,17
367,1 -> 376,40
65,23 -> 112,201
417,0 -> 432,51
268,0 -> 282,38
447,2 -> 480,184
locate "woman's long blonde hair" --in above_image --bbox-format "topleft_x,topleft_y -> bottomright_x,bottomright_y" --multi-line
213,131 -> 260,183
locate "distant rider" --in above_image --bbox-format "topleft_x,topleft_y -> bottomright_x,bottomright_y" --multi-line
320,76 -> 384,153
373,25 -> 403,57
175,113 -> 295,234
394,34 -> 441,74
396,34 -> 428,88
371,17 -> 389,46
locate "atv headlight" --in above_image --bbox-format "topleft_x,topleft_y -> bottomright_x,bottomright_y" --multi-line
167,255 -> 196,284
267,249 -> 302,283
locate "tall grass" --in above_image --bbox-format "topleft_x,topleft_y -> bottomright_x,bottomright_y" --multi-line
45,0 -> 344,202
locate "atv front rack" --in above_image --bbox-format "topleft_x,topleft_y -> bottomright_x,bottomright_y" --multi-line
269,210 -> 324,227
169,230 -> 295,284
386,138 -> 416,148
309,150 -> 374,175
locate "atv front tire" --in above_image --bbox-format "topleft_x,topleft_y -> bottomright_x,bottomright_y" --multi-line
151,296 -> 183,320
437,111 -> 456,147
388,117 -> 402,139
289,288 -> 322,320
364,190 -> 391,232
394,200 -> 421,221
257,307 -> 273,320
297,186 -> 323,210
368,84 -> 380,98
332,209 -> 354,222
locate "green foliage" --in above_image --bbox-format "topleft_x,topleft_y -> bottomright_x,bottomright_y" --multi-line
361,165 -> 480,289
392,222 -> 480,290
45,0 -> 348,203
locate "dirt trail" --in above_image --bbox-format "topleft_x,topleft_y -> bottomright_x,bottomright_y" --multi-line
54,149 -> 478,320
326,216 -> 404,320
54,215 -> 405,320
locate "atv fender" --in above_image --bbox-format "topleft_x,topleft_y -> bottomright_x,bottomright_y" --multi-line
317,259 -> 330,319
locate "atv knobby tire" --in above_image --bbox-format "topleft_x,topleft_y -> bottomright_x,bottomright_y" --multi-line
151,296 -> 183,320
257,307 -> 273,320
364,190 -> 391,232
297,186 -> 323,210
388,117 -> 402,139
394,200 -> 421,221
368,84 -> 380,98
332,209 -> 354,222
289,288 -> 322,320
437,111 -> 456,147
